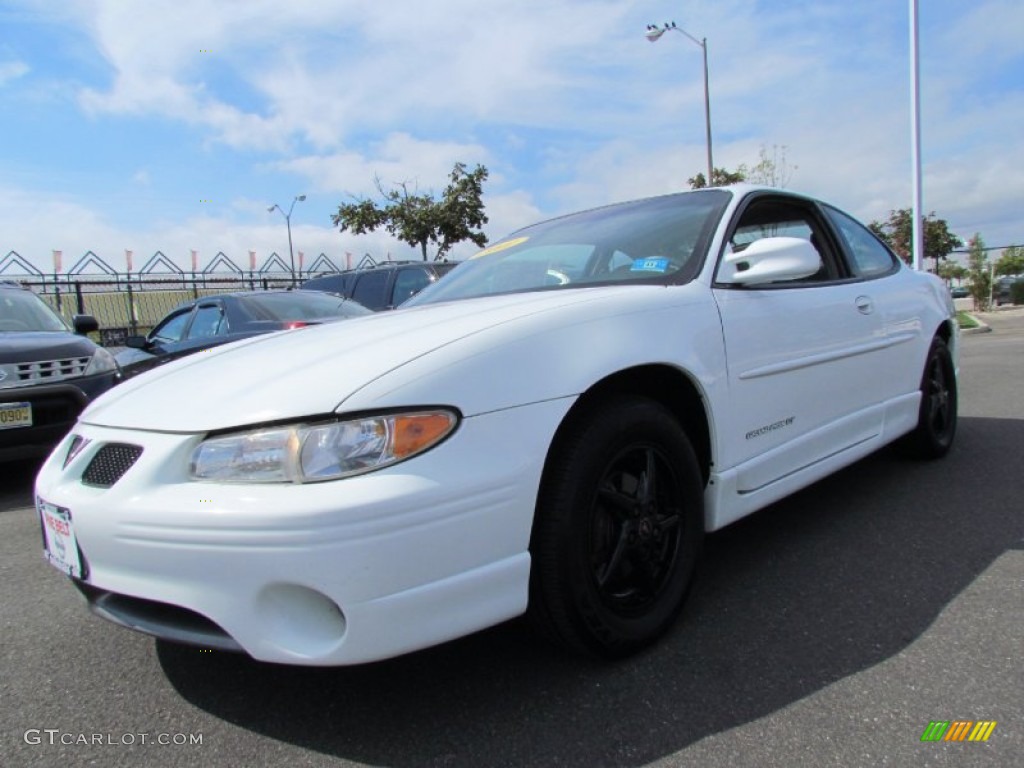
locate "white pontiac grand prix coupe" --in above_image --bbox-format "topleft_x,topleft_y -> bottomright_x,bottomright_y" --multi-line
35,186 -> 958,665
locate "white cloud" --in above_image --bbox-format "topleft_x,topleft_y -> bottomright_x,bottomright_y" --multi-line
3,0 -> 1023,270
0,60 -> 30,85
274,133 -> 491,196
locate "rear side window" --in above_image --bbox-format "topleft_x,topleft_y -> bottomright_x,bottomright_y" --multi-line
351,271 -> 391,310
824,205 -> 898,278
391,267 -> 432,306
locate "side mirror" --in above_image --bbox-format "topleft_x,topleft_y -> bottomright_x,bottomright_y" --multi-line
72,314 -> 99,335
719,237 -> 822,286
124,335 -> 148,349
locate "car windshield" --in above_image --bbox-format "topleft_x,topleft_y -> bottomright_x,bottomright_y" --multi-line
0,289 -> 70,332
407,190 -> 730,306
236,292 -> 372,320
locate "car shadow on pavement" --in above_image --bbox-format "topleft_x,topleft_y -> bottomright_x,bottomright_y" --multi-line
0,458 -> 44,511
156,415 -> 1024,767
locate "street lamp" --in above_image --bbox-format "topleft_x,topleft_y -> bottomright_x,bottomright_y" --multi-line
268,194 -> 306,285
646,21 -> 714,185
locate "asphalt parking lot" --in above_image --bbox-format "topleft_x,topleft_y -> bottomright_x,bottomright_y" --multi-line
1,311 -> 1021,768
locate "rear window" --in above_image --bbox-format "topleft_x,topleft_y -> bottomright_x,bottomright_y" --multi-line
237,293 -> 371,320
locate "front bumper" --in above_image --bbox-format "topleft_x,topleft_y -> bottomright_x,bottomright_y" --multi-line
34,398 -> 572,665
0,372 -> 120,461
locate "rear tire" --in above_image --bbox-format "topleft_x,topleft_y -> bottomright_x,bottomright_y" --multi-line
528,396 -> 704,658
904,336 -> 957,459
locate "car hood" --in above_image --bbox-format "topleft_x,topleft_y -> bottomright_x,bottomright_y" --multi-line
82,287 -> 686,433
0,331 -> 96,363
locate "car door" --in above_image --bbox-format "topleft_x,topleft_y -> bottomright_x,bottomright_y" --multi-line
821,203 -> 923,404
711,193 -> 889,492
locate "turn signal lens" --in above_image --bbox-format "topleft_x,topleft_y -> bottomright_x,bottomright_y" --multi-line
392,413 -> 458,458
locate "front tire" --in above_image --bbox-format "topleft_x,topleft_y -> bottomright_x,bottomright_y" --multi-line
528,396 -> 704,658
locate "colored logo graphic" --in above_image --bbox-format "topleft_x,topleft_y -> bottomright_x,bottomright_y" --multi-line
921,720 -> 997,742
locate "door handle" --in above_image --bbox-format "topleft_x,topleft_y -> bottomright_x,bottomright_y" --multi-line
855,296 -> 874,314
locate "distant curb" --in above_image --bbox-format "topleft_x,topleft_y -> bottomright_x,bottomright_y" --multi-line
960,314 -> 991,335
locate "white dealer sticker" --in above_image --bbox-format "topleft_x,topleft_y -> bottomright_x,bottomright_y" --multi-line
38,499 -> 84,579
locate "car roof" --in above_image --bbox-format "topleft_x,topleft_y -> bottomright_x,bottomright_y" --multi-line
306,260 -> 453,278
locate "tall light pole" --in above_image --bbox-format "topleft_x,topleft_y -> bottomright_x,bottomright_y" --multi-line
909,0 -> 923,271
646,21 -> 713,185
268,194 -> 306,285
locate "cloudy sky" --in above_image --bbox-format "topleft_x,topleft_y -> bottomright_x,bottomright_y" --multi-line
0,0 -> 1021,275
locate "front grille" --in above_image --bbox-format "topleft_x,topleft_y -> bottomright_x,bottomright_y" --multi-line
17,357 -> 91,384
82,443 -> 143,487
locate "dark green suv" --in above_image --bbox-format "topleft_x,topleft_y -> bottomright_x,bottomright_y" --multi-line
0,283 -> 120,461
300,261 -> 458,311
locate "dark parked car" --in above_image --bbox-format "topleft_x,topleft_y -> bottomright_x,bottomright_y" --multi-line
994,275 -> 1023,305
115,290 -> 371,379
0,282 -> 120,461
300,261 -> 458,310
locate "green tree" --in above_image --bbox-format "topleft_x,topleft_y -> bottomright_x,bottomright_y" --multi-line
746,144 -> 797,187
868,209 -> 963,272
332,162 -> 489,261
994,245 -> 1024,276
688,144 -> 796,189
936,260 -> 968,285
966,233 -> 991,311
688,166 -> 747,189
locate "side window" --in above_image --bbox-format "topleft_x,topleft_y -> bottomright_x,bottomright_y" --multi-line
150,309 -> 191,343
824,205 -> 898,278
186,304 -> 226,339
731,218 -> 813,251
607,251 -> 634,272
391,267 -> 432,306
307,275 -> 346,295
720,198 -> 835,283
351,270 -> 391,310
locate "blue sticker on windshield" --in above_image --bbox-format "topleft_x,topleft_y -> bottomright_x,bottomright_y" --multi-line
630,257 -> 670,273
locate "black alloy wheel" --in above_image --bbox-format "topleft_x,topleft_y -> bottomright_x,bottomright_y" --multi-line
591,444 -> 683,616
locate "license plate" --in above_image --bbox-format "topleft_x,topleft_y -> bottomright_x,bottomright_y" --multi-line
38,499 -> 84,579
0,402 -> 32,430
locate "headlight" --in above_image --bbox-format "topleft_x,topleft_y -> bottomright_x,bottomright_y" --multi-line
189,409 -> 458,483
84,346 -> 119,377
